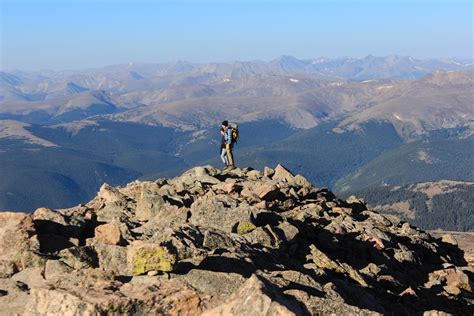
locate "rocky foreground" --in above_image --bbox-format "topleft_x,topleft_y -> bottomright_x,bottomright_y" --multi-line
0,165 -> 473,315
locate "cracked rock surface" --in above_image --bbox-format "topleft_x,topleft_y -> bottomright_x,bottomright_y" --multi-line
0,165 -> 472,315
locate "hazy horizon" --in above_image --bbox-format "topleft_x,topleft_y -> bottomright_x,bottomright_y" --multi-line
2,53 -> 474,73
1,0 -> 472,71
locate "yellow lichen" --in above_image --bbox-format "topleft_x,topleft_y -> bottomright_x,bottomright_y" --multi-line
237,222 -> 257,235
132,246 -> 176,275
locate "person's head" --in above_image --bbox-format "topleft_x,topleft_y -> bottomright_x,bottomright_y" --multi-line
221,120 -> 228,128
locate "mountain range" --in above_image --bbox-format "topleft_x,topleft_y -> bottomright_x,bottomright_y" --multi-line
0,55 -> 473,230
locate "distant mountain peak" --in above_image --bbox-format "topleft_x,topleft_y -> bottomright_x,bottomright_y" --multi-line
271,55 -> 308,69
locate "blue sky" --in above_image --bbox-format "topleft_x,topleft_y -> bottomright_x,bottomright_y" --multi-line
1,0 -> 473,70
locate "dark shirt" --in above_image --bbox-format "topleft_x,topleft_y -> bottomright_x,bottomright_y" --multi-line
220,129 -> 226,149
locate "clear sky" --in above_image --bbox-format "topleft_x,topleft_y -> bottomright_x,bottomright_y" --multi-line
1,0 -> 473,70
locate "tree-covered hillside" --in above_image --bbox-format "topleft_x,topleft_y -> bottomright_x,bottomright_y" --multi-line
335,136 -> 474,192
341,181 -> 474,231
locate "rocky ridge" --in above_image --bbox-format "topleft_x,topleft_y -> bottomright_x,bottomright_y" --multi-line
0,165 -> 472,315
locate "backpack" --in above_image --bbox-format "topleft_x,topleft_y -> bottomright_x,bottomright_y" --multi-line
231,123 -> 239,144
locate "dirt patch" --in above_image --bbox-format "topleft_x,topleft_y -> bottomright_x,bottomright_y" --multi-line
413,180 -> 474,199
375,201 -> 416,219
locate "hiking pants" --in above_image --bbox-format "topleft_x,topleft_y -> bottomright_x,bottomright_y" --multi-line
220,148 -> 229,166
226,145 -> 235,167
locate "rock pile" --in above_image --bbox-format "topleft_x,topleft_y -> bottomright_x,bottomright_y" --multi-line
0,165 -> 472,315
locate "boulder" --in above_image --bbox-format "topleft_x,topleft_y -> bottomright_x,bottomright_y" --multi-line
127,241 -> 176,275
94,184 -> 136,225
44,260 -> 73,282
274,221 -> 299,244
97,183 -> 126,204
309,244 -> 368,287
236,221 -> 257,235
181,166 -> 221,186
94,223 -> 122,245
400,222 -> 416,235
202,228 -> 247,253
0,212 -> 34,272
247,170 -> 262,180
258,184 -> 282,201
244,226 -> 279,248
134,205 -> 188,238
394,249 -> 416,264
240,186 -> 254,197
292,174 -> 312,188
135,189 -> 166,221
425,267 -> 472,296
11,267 -> 46,289
0,278 -> 32,315
345,195 -> 368,214
228,167 -> 246,177
24,279 -> 204,315
202,275 -> 302,316
332,206 -> 353,215
360,263 -> 382,277
272,164 -> 294,182
97,201 -> 135,223
176,269 -> 246,300
94,244 -> 128,275
183,165 -> 218,178
441,234 -> 458,246
189,195 -> 255,233
213,181 -> 238,194
446,269 -> 471,292
263,167 -> 275,178
58,246 -> 98,270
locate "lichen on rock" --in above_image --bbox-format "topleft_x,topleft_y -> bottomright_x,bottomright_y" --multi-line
128,241 -> 176,275
236,221 -> 257,235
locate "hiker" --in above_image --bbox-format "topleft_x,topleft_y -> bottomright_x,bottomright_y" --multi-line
219,126 -> 229,168
221,120 -> 236,170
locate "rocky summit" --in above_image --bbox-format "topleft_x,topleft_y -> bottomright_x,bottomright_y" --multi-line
0,165 -> 472,315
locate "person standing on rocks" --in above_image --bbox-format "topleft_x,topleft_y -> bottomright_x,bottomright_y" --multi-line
222,120 -> 235,170
219,125 -> 229,168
